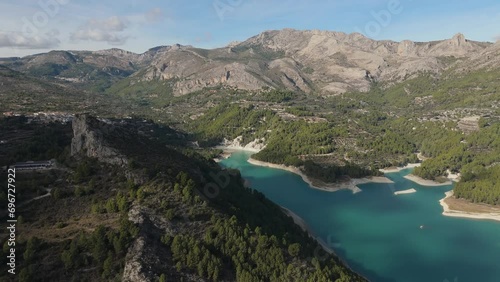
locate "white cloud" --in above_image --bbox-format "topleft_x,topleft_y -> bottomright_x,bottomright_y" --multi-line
0,31 -> 60,49
70,16 -> 129,45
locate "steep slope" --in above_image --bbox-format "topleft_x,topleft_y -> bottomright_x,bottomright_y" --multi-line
0,64 -> 88,113
111,29 -> 491,97
0,49 -> 152,92
0,115 -> 364,281
0,64 -> 137,117
115,43 -> 311,96
239,29 -> 489,93
3,29 -> 492,97
460,40 -> 500,70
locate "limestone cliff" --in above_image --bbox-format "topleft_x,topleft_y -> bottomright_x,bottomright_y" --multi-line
71,114 -> 129,166
2,29 -> 495,96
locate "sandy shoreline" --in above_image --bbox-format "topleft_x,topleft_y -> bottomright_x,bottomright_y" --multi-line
404,174 -> 452,186
213,146 -> 261,162
439,191 -> 500,222
280,206 -> 335,254
247,157 -> 394,194
379,163 -> 421,173
280,206 -> 369,279
214,145 -> 261,153
394,188 -> 417,195
217,146 -> 500,223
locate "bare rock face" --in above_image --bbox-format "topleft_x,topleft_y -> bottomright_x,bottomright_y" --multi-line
224,29 -> 490,95
122,237 -> 149,282
122,205 -> 194,282
4,29 -> 494,96
462,40 -> 500,70
458,116 -> 480,134
397,40 -> 417,56
269,58 -> 311,93
71,114 -> 128,166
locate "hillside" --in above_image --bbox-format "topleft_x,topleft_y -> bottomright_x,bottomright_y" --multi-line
0,115 -> 364,281
1,29 -> 495,97
1,28 -> 499,232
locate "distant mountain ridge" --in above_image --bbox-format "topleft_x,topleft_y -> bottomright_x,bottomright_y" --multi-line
1,29 -> 497,96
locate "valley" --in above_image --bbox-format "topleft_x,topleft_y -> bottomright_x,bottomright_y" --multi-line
1,28 -> 500,281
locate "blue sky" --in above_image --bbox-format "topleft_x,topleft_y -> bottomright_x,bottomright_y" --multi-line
0,0 -> 499,57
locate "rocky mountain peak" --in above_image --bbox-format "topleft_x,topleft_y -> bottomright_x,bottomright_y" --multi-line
1,29 -> 494,96
397,40 -> 416,56
451,33 -> 466,46
347,32 -> 368,41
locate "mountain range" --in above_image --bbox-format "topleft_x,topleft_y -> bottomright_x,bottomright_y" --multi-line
2,29 -> 499,97
1,28 -> 500,282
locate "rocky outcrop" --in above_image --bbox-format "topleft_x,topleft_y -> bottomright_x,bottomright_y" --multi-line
3,29 -> 494,96
122,205 -> 189,282
269,58 -> 312,93
458,116 -> 480,134
122,237 -> 150,282
221,136 -> 267,152
71,114 -> 128,166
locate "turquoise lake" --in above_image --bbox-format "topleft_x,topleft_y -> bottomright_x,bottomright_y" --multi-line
220,151 -> 500,282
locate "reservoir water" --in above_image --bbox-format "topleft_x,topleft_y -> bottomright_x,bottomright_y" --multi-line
220,151 -> 500,282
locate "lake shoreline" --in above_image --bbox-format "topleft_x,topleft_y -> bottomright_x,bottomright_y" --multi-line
379,163 -> 421,173
280,206 -> 369,281
217,147 -> 500,222
213,146 -> 261,162
404,174 -> 453,186
247,157 -> 394,194
440,191 -> 500,222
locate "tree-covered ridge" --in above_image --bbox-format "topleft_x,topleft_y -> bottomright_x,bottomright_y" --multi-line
0,120 -> 142,281
191,103 -> 278,146
117,141 -> 365,281
302,161 -> 380,183
412,122 -> 500,204
191,103 -> 380,180
345,68 -> 500,112
454,166 -> 500,205
0,116 -> 363,281
190,91 -> 500,205
148,167 -> 365,282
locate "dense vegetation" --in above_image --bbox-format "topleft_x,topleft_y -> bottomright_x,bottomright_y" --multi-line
454,166 -> 500,205
0,119 -> 142,281
0,116 -> 363,281
190,103 -> 277,146
302,161 -> 381,183
2,43 -> 500,281
190,103 -> 382,181
413,122 -> 500,203
260,89 -> 297,103
188,75 -> 500,205
155,169 -> 363,281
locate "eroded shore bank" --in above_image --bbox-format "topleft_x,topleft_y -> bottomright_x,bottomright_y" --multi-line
440,191 -> 500,222
247,157 -> 394,194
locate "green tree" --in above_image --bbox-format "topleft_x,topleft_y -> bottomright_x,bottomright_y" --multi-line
288,243 -> 301,257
